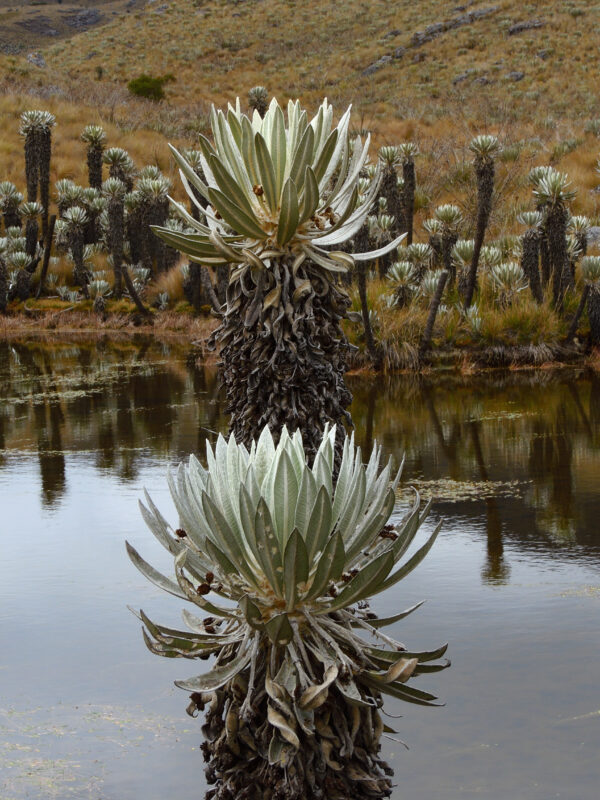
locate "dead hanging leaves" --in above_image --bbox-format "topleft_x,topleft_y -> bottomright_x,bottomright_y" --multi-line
210,254 -> 353,457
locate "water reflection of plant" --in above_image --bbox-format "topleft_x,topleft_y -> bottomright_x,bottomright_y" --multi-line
348,372 -> 600,571
3,344 -> 599,557
127,426 -> 448,799
0,339 -> 223,502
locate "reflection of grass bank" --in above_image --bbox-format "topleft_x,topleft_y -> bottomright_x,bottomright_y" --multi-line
0,301 -> 218,344
1,299 -> 598,374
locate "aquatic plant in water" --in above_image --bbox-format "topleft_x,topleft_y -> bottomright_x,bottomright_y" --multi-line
153,98 -> 404,458
127,426 -> 448,799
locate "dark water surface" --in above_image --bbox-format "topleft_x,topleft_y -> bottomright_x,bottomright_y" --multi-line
1,337 -> 599,799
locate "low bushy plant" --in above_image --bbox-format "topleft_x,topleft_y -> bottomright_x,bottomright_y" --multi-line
127,74 -> 174,102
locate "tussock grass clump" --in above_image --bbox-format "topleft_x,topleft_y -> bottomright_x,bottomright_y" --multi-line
146,263 -> 186,306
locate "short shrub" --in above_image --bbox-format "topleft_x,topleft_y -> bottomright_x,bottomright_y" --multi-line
127,74 -> 173,101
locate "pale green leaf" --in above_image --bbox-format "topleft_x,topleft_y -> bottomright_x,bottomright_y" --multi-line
254,132 -> 278,213
283,528 -> 309,610
175,647 -> 252,692
207,187 -> 267,240
277,178 -> 299,247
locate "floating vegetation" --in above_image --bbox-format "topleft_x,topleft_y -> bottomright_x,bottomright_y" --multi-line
0,703 -> 197,798
556,585 -> 600,600
398,478 -> 529,503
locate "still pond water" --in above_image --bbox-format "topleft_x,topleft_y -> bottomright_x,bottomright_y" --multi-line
0,337 -> 599,800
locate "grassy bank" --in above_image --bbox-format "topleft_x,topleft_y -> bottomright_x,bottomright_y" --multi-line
1,299 -> 597,375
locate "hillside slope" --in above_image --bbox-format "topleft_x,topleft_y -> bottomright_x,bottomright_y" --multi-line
0,1 -> 145,53
0,0 -> 599,239
28,0 -> 600,125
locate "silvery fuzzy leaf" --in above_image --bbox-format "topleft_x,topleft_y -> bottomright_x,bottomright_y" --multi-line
289,125 -> 315,190
351,601 -> 425,630
139,492 -> 181,556
205,538 -> 238,579
255,132 -> 278,213
239,595 -> 263,629
378,520 -> 443,593
318,105 -> 351,192
277,178 -> 299,247
126,541 -> 186,599
304,485 -> 333,562
208,153 -> 257,219
207,187 -> 267,240
264,613 -> 293,645
323,550 -> 394,614
331,434 -> 354,522
254,425 -> 276,486
329,132 -> 371,211
305,531 -> 345,601
353,232 -> 408,262
298,165 -> 320,225
366,642 -> 449,664
335,464 -> 366,540
270,103 -> 287,201
175,647 -> 252,692
313,129 -> 338,187
293,467 -> 318,538
283,529 -> 309,610
254,499 -> 284,596
336,675 -> 376,708
174,555 -> 238,615
201,490 -> 259,588
362,674 -> 442,707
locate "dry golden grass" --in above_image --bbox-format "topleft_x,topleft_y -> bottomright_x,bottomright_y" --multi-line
0,92 -> 189,207
19,0 -> 595,125
146,264 -> 186,306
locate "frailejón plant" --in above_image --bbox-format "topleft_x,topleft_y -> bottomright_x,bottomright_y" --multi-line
127,425 -> 447,799
153,99 -> 405,455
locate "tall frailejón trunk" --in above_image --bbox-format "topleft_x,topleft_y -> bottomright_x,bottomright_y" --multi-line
23,130 -> 38,203
108,198 -> 125,298
0,257 -> 8,313
589,286 -> 600,346
521,228 -> 543,304
442,232 -> 458,286
464,156 -> 494,309
210,257 -> 353,461
87,144 -> 104,190
354,221 -> 381,368
402,156 -> 416,245
25,218 -> 38,257
380,165 -> 404,236
419,269 -> 448,359
547,202 -> 571,311
70,228 -> 89,296
539,225 -> 551,288
39,127 -> 52,240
